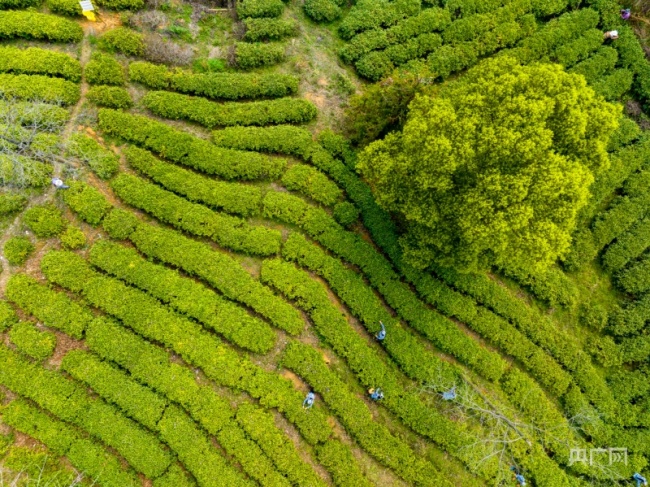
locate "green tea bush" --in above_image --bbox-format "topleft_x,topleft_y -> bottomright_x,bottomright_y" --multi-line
99,27 -> 145,56
0,345 -> 173,478
6,273 -> 91,339
110,173 -> 281,256
592,69 -> 634,101
304,0 -> 341,22
602,217 -> 650,271
142,91 -> 316,128
499,265 -> 578,309
9,321 -> 56,360
0,11 -> 83,43
609,294 -> 650,336
65,134 -> 119,179
281,164 -> 342,206
47,0 -> 82,17
86,85 -> 133,108
2,400 -> 140,487
236,0 -> 284,18
0,0 -> 40,8
129,61 -> 298,99
89,239 -> 277,351
315,442 -> 372,487
243,18 -> 297,41
569,46 -> 618,84
0,300 -> 18,331
333,201 -> 359,227
0,100 -> 69,129
23,204 -> 65,237
95,0 -> 144,10
212,124 -> 314,158
607,116 -> 641,152
85,53 -> 125,85
234,42 -> 285,69
0,46 -> 81,81
0,193 -> 26,215
125,145 -> 262,217
550,28 -> 603,67
98,109 -> 286,180
153,465 -> 195,487
338,0 -> 414,40
4,236 -> 33,265
61,181 -> 112,225
60,225 -> 86,249
617,255 -> 650,295
0,73 -> 79,105
102,208 -> 138,238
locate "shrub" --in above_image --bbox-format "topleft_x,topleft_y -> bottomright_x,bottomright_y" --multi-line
4,236 -> 33,265
333,201 -> 359,227
65,134 -> 119,179
61,181 -> 111,226
617,255 -> 650,295
236,0 -> 284,18
338,0 -> 409,40
551,28 -> 603,67
128,61 -> 298,99
125,145 -> 262,217
98,109 -> 286,180
570,46 -> 618,85
89,239 -> 277,352
23,205 -> 65,237
281,164 -> 342,206
99,27 -> 145,56
60,225 -> 86,249
0,193 -> 25,215
95,0 -> 144,10
47,0 -> 82,16
0,74 -> 79,105
84,53 -> 125,85
9,321 -> 56,360
111,173 -> 281,256
243,18 -> 297,41
0,46 -> 81,81
0,11 -> 83,43
233,42 -> 285,69
602,217 -> 650,271
304,0 -> 341,22
579,303 -> 608,331
142,91 -> 316,128
86,85 -> 133,108
315,442 -> 372,487
212,124 -> 314,158
0,0 -> 40,8
0,300 -> 18,331
153,465 -> 195,487
0,100 -> 69,130
102,209 -> 138,238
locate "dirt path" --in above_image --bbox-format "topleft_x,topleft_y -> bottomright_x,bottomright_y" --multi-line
0,31 -> 91,294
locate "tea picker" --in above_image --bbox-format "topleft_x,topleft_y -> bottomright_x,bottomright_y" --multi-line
368,387 -> 384,401
303,392 -> 315,409
634,473 -> 648,487
621,8 -> 631,20
510,466 -> 526,486
51,178 -> 69,189
442,386 -> 457,401
376,321 -> 386,341
604,30 -> 619,40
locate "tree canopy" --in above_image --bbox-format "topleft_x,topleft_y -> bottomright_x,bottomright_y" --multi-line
357,56 -> 621,272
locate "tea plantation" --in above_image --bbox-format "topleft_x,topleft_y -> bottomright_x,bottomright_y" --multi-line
0,0 -> 649,484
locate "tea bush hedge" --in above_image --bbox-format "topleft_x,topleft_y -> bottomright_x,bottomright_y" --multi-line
61,181 -> 112,225
234,42 -> 285,69
86,85 -> 133,108
98,109 -> 286,180
142,91 -> 316,128
243,18 -> 297,41
111,173 -> 281,256
65,134 -> 119,180
23,204 -> 65,237
9,321 -> 56,360
4,236 -> 33,265
236,0 -> 284,18
0,11 -> 83,43
0,46 -> 81,81
85,53 -> 125,86
0,74 -> 79,105
99,27 -> 145,56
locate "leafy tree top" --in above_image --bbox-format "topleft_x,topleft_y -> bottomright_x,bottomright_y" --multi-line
358,56 -> 620,272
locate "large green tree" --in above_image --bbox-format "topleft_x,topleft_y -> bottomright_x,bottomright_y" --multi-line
358,57 -> 620,272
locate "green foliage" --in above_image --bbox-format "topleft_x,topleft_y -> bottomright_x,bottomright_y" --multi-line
333,201 -> 359,227
0,299 -> 18,331
61,181 -> 112,225
281,164 -> 342,206
129,61 -> 299,99
2,400 -> 140,487
0,46 -> 81,81
60,225 -> 86,249
0,100 -> 69,129
86,85 -> 133,108
98,108 -> 286,180
85,52 -> 125,85
0,73 -> 80,105
47,0 -> 82,17
95,0 -> 144,10
110,173 -> 281,256
304,0 -> 341,22
0,193 -> 26,215
338,0 -> 419,39
0,11 -> 83,43
153,464 -> 196,487
99,27 -> 145,56
0,344 -> 173,478
602,217 -> 650,272
315,442 -> 372,487
243,17 -> 297,41
6,273 -> 92,339
0,0 -> 40,8
234,42 -> 285,69
102,208 -> 138,238
23,204 -> 65,237
4,236 -> 33,265
192,57 -> 225,73
212,124 -> 315,158
358,57 -> 619,272
88,239 -> 277,352
125,145 -> 262,217
66,134 -> 120,179
498,265 -> 578,309
143,91 -> 316,128
236,0 -> 284,18
9,321 -> 56,360
617,254 -> 650,295
579,302 -> 608,332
